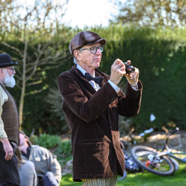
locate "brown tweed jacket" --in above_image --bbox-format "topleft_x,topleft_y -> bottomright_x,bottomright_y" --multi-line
57,65 -> 143,182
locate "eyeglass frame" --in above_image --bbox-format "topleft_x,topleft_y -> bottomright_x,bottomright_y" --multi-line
79,46 -> 104,54
4,67 -> 15,72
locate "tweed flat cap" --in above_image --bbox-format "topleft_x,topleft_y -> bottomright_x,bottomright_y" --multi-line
0,54 -> 18,68
69,31 -> 106,54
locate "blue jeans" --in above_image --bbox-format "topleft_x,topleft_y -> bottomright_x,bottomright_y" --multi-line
39,172 -> 59,186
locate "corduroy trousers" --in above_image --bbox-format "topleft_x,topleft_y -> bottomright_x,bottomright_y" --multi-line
82,173 -> 117,186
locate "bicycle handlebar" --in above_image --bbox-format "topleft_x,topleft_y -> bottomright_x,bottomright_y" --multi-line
169,127 -> 179,136
165,127 -> 179,146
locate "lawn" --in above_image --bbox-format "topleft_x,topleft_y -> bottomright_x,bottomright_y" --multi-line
60,163 -> 186,186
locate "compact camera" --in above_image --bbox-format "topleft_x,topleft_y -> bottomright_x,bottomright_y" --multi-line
124,61 -> 135,74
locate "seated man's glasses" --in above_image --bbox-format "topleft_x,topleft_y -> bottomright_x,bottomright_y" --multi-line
80,46 -> 104,54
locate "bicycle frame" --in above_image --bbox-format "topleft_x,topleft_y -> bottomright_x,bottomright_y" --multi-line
130,127 -> 185,176
158,127 -> 186,163
167,151 -> 186,163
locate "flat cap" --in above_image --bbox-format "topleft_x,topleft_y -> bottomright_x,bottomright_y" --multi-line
69,31 -> 106,54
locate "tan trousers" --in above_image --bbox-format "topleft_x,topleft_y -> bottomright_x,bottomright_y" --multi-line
82,173 -> 117,186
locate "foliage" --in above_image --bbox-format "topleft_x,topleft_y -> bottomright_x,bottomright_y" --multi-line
45,87 -> 65,121
1,25 -> 186,134
119,116 -> 134,136
0,0 -> 70,126
30,133 -> 61,149
111,0 -> 186,28
55,140 -> 72,158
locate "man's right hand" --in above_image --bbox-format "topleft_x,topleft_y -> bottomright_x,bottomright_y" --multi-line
0,138 -> 13,161
110,59 -> 126,86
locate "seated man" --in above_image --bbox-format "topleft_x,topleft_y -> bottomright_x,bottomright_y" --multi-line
14,146 -> 37,186
18,130 -> 61,186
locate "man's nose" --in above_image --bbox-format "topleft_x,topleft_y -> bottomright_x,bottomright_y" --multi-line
95,48 -> 102,55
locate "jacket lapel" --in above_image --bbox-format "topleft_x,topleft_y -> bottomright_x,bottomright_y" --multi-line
71,66 -> 96,94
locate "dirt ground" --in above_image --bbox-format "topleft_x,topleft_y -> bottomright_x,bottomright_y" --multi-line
120,130 -> 186,152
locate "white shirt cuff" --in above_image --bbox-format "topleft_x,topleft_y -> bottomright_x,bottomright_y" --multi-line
131,84 -> 138,91
108,80 -> 120,93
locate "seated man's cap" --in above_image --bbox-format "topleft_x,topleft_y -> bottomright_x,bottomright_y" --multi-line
0,53 -> 18,68
69,31 -> 106,54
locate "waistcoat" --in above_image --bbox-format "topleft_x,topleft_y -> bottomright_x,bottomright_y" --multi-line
0,84 -> 19,144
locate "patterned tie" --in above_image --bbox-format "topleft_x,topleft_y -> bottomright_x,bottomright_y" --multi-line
85,73 -> 103,86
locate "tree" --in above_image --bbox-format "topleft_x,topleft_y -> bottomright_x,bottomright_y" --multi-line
110,0 -> 186,27
0,0 -> 71,127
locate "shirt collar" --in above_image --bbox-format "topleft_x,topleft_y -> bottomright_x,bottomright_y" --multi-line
76,64 -> 95,77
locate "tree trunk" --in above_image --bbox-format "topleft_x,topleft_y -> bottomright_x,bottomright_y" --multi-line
19,37 -> 28,127
19,82 -> 25,128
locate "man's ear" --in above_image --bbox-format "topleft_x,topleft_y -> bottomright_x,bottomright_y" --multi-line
73,50 -> 81,61
0,68 -> 3,74
0,68 -> 5,78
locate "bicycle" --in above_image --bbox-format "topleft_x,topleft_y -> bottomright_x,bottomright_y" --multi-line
130,127 -> 186,176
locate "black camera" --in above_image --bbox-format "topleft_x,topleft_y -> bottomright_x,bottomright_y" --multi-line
124,61 -> 135,74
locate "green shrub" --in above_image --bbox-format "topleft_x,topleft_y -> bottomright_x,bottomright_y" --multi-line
30,134 -> 72,167
31,133 -> 61,149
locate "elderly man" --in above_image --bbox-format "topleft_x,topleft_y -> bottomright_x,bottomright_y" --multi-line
57,31 -> 143,186
0,53 -> 20,185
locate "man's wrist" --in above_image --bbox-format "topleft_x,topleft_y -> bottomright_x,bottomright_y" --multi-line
108,80 -> 120,93
0,137 -> 9,143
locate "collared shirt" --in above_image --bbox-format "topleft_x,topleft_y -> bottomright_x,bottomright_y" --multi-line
76,64 -> 120,92
0,82 -> 8,139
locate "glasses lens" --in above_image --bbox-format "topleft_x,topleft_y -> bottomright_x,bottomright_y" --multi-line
90,46 -> 103,54
90,47 -> 97,54
9,68 -> 15,71
99,46 -> 103,52
5,67 -> 15,71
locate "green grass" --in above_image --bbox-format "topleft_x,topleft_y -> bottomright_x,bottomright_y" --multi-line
60,163 -> 186,186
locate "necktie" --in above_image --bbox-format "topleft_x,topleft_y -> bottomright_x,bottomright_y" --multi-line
85,73 -> 103,86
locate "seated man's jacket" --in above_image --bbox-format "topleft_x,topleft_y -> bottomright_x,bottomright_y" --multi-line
21,145 -> 61,184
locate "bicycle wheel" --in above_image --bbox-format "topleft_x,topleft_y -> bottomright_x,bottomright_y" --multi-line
130,146 -> 175,176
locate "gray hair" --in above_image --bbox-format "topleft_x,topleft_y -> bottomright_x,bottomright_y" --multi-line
73,47 -> 84,64
73,56 -> 78,64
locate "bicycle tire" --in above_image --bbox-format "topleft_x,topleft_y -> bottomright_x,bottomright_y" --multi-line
130,145 -> 175,176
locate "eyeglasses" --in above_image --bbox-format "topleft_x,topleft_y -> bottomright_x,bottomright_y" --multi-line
80,46 -> 104,54
5,67 -> 15,72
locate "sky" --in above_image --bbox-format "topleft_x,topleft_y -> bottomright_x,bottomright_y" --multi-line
61,0 -> 120,28
16,0 -> 126,28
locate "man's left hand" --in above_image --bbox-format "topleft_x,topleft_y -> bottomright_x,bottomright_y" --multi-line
125,67 -> 139,88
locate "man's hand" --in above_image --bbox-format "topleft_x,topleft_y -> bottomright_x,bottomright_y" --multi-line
110,59 -> 139,88
0,138 -> 13,161
125,67 -> 139,87
110,59 -> 126,86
